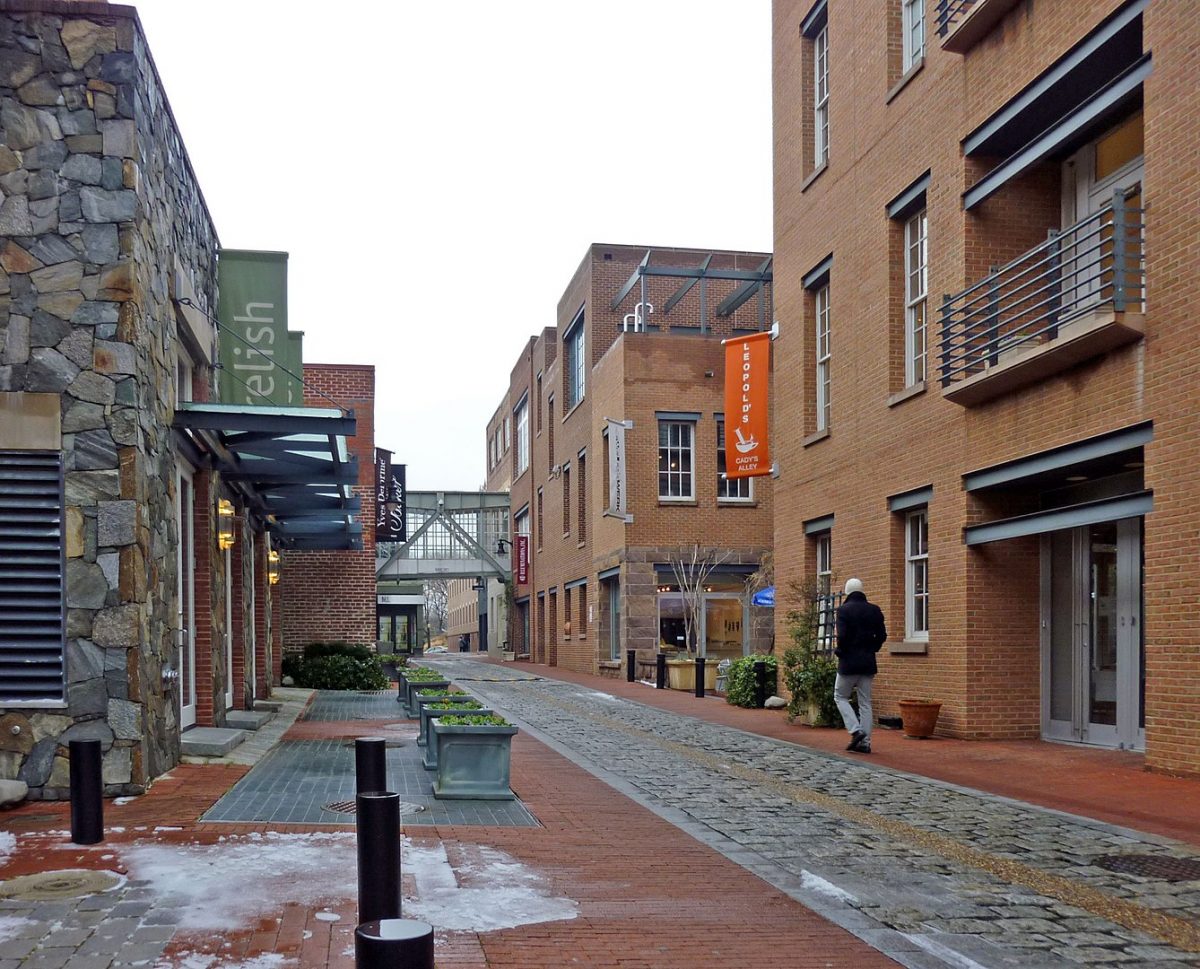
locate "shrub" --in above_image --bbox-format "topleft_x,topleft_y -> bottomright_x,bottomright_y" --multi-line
281,651 -> 305,681
436,714 -> 510,727
303,641 -> 373,662
292,654 -> 389,691
724,655 -> 779,708
781,578 -> 842,726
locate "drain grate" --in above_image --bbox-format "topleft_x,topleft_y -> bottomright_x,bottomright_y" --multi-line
0,869 -> 125,901
1094,854 -> 1200,882
322,799 -> 426,816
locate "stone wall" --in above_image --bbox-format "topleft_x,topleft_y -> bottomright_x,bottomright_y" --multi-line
0,3 -> 219,797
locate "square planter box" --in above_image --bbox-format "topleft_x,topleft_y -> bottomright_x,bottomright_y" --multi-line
404,678 -> 449,717
666,659 -> 718,692
415,693 -> 478,746
422,708 -> 493,770
430,718 -> 516,799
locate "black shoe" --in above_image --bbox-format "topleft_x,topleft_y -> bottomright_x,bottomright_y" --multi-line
855,741 -> 871,754
846,730 -> 865,751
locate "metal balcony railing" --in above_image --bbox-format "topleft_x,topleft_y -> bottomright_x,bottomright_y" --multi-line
935,0 -> 975,37
939,188 -> 1145,388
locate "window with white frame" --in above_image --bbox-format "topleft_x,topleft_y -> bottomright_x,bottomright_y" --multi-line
658,420 -> 695,500
815,531 -> 834,649
814,23 -> 830,166
716,420 -> 752,501
905,208 -> 928,386
514,395 -> 529,475
905,508 -> 929,639
815,283 -> 831,430
565,309 -> 586,410
503,415 -> 510,451
902,0 -> 924,72
514,507 -> 530,540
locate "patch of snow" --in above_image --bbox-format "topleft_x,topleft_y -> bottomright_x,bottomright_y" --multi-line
0,915 -> 35,942
313,911 -> 340,922
800,870 -> 856,903
581,692 -> 623,702
113,796 -> 138,805
155,954 -> 292,969
0,831 -> 15,866
153,826 -> 182,832
122,832 -> 358,932
403,842 -> 577,932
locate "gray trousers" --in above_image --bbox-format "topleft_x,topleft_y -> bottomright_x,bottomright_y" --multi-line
834,673 -> 873,738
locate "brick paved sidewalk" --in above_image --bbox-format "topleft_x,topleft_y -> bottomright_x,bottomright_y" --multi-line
473,654 -> 1200,846
0,686 -> 899,969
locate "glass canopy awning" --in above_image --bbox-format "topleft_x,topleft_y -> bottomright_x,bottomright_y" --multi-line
173,402 -> 362,551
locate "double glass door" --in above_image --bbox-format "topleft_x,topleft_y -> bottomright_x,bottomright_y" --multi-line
1043,519 -> 1143,749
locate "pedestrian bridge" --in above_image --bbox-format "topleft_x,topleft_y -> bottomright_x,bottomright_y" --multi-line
375,490 -> 511,581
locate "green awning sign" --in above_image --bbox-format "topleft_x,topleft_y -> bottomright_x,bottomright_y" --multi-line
217,250 -> 291,406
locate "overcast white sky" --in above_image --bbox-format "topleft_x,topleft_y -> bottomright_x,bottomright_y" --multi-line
132,1 -> 773,491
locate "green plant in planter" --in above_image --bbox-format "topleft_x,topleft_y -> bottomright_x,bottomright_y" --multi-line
405,667 -> 443,680
723,655 -> 779,708
427,700 -> 482,712
437,714 -> 511,727
781,579 -> 842,726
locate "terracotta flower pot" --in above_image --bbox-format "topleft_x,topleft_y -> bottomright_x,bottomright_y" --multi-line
897,699 -> 941,739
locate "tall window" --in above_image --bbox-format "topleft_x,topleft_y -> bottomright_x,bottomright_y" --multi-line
814,23 -> 830,166
503,416 -> 510,452
905,209 -> 928,386
577,451 -> 587,542
658,420 -> 695,500
514,395 -> 529,475
536,488 -> 544,551
515,508 -> 530,547
562,463 -> 571,535
547,395 -> 555,469
565,309 -> 586,410
906,508 -> 929,639
815,283 -> 831,430
717,420 -> 752,501
815,531 -> 834,649
536,374 -> 543,433
578,584 -> 588,639
902,0 -> 924,71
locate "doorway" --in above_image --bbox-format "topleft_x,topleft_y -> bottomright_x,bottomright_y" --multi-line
1042,518 -> 1143,749
175,465 -> 196,729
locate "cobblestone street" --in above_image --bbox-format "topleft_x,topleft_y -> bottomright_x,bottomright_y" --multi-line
421,656 -> 1200,968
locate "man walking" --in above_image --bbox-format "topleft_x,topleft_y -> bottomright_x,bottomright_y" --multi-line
834,577 -> 887,754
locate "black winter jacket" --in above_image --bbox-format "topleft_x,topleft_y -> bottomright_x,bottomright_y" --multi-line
834,591 -> 888,676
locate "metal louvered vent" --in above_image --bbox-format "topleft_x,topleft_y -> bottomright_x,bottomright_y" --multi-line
0,450 -> 66,703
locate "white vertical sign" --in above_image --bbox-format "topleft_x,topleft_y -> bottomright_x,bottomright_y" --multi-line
604,418 -> 633,521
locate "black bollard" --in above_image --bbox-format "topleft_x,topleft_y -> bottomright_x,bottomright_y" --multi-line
695,656 -> 706,698
754,660 -> 768,709
355,737 -> 388,796
69,739 -> 103,845
357,792 -> 401,925
626,649 -> 636,683
397,672 -> 406,702
655,653 -> 666,690
355,918 -> 434,969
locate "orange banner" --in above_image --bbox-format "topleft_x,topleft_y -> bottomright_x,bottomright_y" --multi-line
723,332 -> 771,479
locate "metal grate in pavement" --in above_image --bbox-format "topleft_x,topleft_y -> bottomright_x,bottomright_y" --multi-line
1094,853 -> 1200,882
303,690 -> 408,721
201,739 -> 538,827
322,799 -> 426,815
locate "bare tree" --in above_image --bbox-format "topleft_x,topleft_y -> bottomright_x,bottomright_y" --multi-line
424,578 -> 450,635
667,545 -> 732,655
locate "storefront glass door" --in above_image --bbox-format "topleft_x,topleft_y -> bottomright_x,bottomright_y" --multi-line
1043,518 -> 1143,749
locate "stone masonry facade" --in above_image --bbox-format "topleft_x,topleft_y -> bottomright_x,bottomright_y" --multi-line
0,1 -> 220,795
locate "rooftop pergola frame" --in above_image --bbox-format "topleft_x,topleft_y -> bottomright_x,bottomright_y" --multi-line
610,249 -> 774,333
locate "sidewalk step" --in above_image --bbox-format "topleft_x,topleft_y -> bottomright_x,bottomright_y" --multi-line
181,727 -> 248,757
253,700 -> 284,712
225,709 -> 274,731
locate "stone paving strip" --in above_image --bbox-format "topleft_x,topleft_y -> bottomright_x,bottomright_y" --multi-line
421,658 -> 1200,968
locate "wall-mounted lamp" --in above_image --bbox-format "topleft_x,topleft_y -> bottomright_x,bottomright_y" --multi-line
217,498 -> 237,550
268,549 -> 280,586
496,538 -> 513,555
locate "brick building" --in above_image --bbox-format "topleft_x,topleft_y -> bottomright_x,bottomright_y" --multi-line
488,244 -> 775,675
771,0 -> 1198,772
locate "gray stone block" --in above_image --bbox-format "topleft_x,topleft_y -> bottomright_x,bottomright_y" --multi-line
97,500 -> 135,546
67,370 -> 116,405
76,428 -> 119,471
26,346 -> 78,391
180,727 -> 247,757
91,604 -> 138,648
61,719 -> 113,747
19,738 -> 55,787
79,186 -> 135,223
67,559 -> 109,609
107,698 -> 141,740
66,678 -> 107,717
65,469 -> 119,503
0,779 -> 28,808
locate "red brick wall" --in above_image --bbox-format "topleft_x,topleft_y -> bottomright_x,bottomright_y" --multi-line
772,0 -> 1200,771
279,364 -> 377,651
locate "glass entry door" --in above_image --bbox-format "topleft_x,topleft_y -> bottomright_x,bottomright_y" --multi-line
1042,519 -> 1143,749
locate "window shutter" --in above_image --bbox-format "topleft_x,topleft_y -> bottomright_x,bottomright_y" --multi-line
0,451 -> 66,703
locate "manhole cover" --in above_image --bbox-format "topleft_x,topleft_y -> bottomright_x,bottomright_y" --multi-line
0,869 -> 125,901
322,800 -> 425,816
1094,854 -> 1200,882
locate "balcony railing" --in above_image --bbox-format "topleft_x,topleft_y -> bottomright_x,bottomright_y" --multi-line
939,188 -> 1145,394
935,0 -> 975,37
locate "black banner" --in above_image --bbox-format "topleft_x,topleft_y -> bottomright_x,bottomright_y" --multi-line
375,450 -> 407,543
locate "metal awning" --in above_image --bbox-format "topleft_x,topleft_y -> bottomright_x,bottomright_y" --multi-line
173,402 -> 362,550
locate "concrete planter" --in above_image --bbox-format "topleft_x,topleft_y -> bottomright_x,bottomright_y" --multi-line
431,718 -> 517,800
403,678 -> 449,717
422,708 -> 493,770
415,694 -> 478,746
